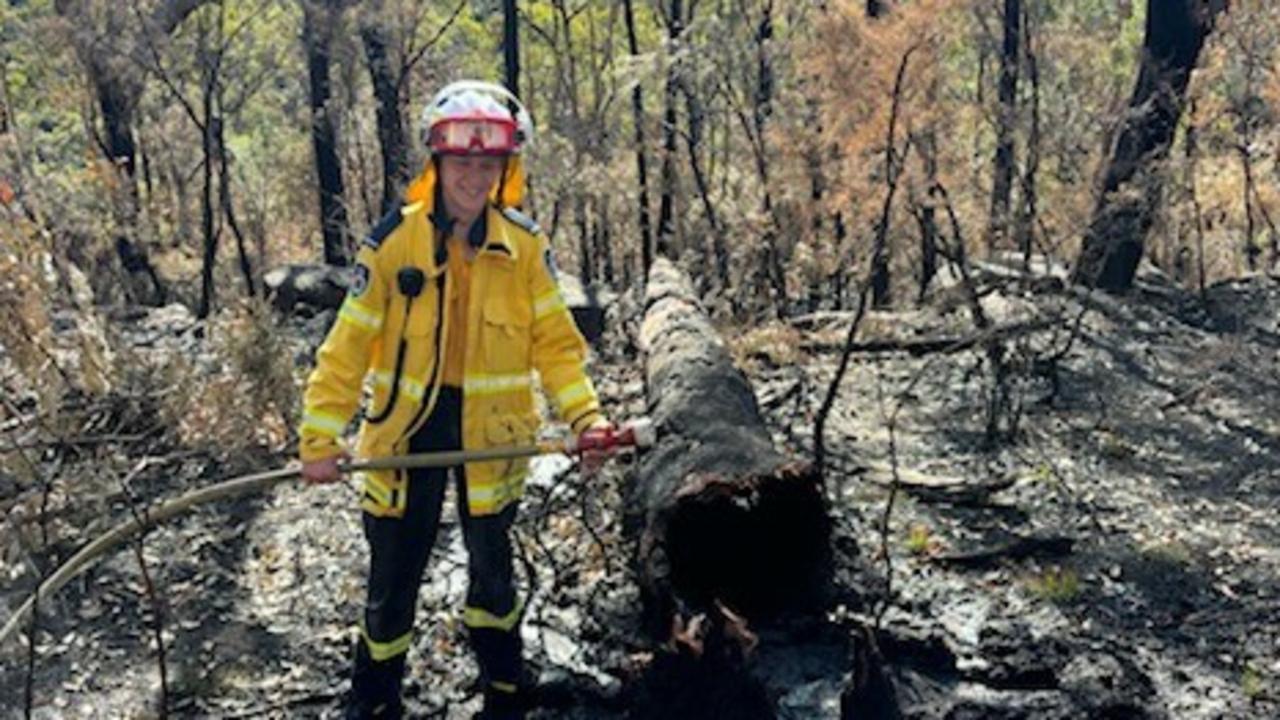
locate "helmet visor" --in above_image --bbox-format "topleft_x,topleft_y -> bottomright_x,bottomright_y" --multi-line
429,118 -> 518,155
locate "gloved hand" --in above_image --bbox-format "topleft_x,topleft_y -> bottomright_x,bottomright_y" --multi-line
576,419 -> 616,475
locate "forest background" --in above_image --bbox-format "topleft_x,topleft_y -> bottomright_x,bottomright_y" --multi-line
3,0 -> 1277,331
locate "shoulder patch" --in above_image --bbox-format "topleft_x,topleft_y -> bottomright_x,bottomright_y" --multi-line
500,207 -> 543,236
363,207 -> 403,250
350,262 -> 371,297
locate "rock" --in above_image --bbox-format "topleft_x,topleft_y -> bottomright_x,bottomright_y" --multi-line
973,620 -> 1070,690
139,303 -> 197,337
263,264 -> 350,314
1060,652 -> 1162,719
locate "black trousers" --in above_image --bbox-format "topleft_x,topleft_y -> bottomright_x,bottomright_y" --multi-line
350,386 -> 523,716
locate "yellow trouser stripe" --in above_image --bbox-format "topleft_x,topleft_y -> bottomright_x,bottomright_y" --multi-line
533,289 -> 566,320
466,476 -> 523,501
462,597 -> 525,632
301,409 -> 345,437
490,681 -> 518,693
338,298 -> 384,331
463,372 -> 532,397
468,497 -> 514,515
360,623 -> 412,661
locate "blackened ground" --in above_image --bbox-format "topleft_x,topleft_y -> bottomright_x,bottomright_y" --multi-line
2,268 -> 1278,718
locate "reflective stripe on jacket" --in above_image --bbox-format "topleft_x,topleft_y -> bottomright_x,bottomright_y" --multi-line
299,196 -> 602,517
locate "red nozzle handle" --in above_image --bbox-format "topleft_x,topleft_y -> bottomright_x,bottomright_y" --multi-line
572,418 -> 656,453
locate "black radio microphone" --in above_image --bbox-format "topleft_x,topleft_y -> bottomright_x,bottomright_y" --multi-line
397,267 -> 425,298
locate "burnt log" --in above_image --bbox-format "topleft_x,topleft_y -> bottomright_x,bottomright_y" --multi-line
631,258 -> 831,637
263,263 -> 350,314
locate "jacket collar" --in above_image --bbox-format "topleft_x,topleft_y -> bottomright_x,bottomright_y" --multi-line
412,188 -> 518,276
478,205 -> 519,261
427,206 -> 517,265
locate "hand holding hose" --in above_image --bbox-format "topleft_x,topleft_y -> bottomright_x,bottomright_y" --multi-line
301,452 -> 348,484
572,418 -> 655,474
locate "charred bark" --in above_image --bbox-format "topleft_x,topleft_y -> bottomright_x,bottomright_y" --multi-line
360,4 -> 410,216
502,0 -> 520,99
622,0 -> 655,282
986,0 -> 1020,255
631,259 -> 831,638
655,0 -> 681,260
1072,0 -> 1226,291
303,0 -> 352,267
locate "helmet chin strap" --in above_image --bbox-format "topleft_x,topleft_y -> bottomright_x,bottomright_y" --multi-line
494,155 -> 511,210
429,174 -> 453,266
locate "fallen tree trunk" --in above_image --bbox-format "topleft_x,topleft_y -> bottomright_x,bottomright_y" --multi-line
630,258 -> 832,638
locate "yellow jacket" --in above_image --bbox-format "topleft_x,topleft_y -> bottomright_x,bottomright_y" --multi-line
299,191 -> 603,517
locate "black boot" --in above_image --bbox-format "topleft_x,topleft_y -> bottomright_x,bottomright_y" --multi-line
344,698 -> 402,720
345,642 -> 406,719
468,626 -> 523,687
473,685 -> 526,720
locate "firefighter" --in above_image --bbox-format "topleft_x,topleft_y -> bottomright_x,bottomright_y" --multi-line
298,80 -> 611,720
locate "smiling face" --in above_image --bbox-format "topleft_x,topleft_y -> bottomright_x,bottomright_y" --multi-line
437,154 -> 506,225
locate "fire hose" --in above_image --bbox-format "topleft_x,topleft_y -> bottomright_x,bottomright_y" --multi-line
0,420 -> 654,650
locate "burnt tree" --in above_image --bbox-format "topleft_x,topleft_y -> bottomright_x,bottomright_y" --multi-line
359,0 -> 411,216
1015,3 -> 1042,267
623,0 -> 655,282
502,0 -> 520,99
53,0 -> 209,304
631,258 -> 831,637
302,0 -> 352,267
655,0 -> 682,260
1072,0 -> 1227,292
986,0 -> 1020,255
679,76 -> 728,294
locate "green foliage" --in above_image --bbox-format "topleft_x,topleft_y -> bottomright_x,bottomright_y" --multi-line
904,523 -> 932,556
1027,565 -> 1081,603
1026,464 -> 1054,484
2,2 -> 87,172
1242,662 -> 1265,700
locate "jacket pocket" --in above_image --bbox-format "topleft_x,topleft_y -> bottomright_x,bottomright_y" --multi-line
483,413 -> 537,482
485,412 -> 537,446
482,295 -> 532,371
359,468 -> 408,517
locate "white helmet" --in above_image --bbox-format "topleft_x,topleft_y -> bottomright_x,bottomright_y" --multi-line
421,80 -> 534,156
